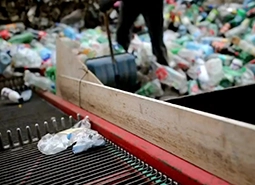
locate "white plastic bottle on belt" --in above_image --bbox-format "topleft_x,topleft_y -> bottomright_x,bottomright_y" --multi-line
1,87 -> 23,103
24,70 -> 55,91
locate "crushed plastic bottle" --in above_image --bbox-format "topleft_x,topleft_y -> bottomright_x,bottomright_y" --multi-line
38,117 -> 105,155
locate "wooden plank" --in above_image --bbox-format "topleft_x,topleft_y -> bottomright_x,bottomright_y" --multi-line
56,38 -> 102,98
57,74 -> 255,185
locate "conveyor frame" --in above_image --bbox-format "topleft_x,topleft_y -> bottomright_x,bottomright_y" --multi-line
38,90 -> 229,185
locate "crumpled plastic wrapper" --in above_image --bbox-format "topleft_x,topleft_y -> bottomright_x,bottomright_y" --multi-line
37,116 -> 105,155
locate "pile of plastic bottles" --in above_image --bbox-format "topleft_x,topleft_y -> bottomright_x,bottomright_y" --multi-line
0,22 -> 126,94
133,0 -> 255,98
0,0 -> 255,100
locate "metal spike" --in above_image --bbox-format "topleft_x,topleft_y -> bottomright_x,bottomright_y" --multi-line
26,126 -> 33,143
61,117 -> 66,129
44,121 -> 49,134
7,130 -> 14,148
17,128 -> 23,146
35,123 -> 41,139
77,113 -> 81,121
0,133 -> 4,151
69,116 -> 73,126
52,118 -> 58,132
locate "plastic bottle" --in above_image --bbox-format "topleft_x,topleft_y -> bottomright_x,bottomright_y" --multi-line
172,54 -> 190,70
220,9 -> 246,34
0,30 -> 11,40
63,27 -> 77,40
171,47 -> 203,63
1,87 -> 23,103
206,54 -> 234,66
185,42 -> 214,57
200,37 -> 228,45
24,70 -> 55,92
8,32 -> 34,44
0,52 -> 11,74
155,65 -> 187,94
205,58 -> 224,86
229,9 -> 247,27
27,28 -> 47,40
195,58 -> 210,88
244,34 -> 255,45
230,58 -> 243,70
246,7 -> 255,17
135,79 -> 164,98
224,18 -> 250,38
31,40 -> 52,61
11,47 -> 42,68
206,8 -> 219,22
232,36 -> 255,57
187,24 -> 202,39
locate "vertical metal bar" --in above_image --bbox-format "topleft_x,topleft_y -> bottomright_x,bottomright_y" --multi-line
26,126 -> 33,143
35,123 -> 41,139
61,117 -> 66,129
7,130 -> 14,148
51,118 -> 58,132
69,116 -> 73,127
77,113 -> 81,121
44,121 -> 49,134
0,133 -> 4,151
17,128 -> 23,146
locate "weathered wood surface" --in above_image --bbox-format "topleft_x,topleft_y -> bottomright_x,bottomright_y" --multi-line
56,39 -> 255,185
56,38 -> 102,98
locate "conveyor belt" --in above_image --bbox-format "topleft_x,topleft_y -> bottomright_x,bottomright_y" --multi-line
0,80 -> 178,185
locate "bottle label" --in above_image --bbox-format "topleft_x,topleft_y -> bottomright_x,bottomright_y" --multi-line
156,67 -> 168,81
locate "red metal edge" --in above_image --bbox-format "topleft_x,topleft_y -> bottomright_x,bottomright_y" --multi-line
38,91 -> 230,185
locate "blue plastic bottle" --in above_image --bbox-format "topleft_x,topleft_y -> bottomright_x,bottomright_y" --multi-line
0,52 -> 11,74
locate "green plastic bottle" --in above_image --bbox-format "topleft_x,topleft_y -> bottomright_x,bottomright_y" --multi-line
8,32 -> 34,44
229,9 -> 247,27
174,35 -> 193,45
135,79 -> 163,98
206,9 -> 219,23
238,51 -> 254,65
45,66 -> 56,82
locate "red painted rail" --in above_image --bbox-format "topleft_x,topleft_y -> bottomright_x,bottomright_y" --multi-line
38,91 -> 230,185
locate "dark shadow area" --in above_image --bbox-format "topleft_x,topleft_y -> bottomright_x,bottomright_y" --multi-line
167,84 -> 255,125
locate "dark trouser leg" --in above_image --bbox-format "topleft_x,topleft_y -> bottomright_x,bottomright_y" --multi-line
116,1 -> 140,51
142,0 -> 169,66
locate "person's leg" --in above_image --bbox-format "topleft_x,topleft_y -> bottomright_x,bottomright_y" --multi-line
116,1 -> 140,51
141,0 -> 169,66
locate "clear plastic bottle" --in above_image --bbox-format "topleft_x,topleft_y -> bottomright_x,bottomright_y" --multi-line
24,70 -> 55,91
205,58 -> 224,86
232,36 -> 255,57
206,54 -> 234,66
172,47 -> 204,63
225,18 -> 250,38
155,63 -> 187,94
31,40 -> 52,61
